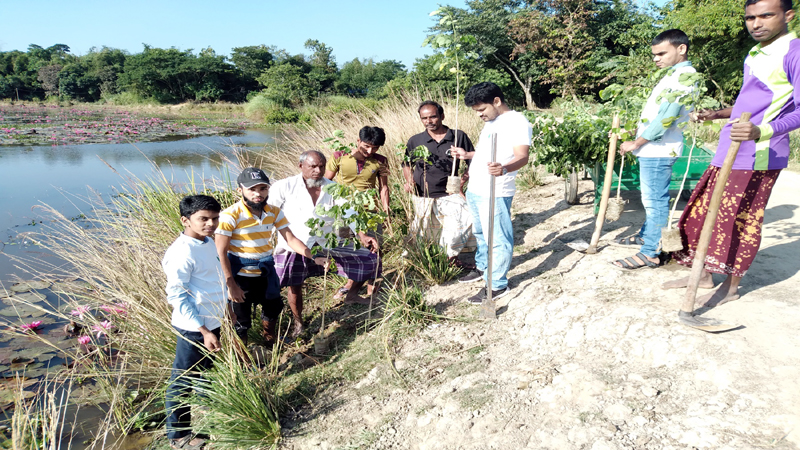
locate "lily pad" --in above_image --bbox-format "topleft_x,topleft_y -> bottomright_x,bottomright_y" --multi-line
11,347 -> 54,361
51,281 -> 92,294
0,304 -> 48,318
11,292 -> 47,303
10,281 -> 50,293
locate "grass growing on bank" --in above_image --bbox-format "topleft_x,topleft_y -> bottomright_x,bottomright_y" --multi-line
4,89 -> 525,448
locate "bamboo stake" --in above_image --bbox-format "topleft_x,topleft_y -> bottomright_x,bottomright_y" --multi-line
481,133 -> 498,320
587,114 -> 620,254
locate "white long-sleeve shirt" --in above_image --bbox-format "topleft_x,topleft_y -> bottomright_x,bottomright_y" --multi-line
161,233 -> 226,332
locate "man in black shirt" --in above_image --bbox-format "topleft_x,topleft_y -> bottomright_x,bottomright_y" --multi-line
402,101 -> 477,267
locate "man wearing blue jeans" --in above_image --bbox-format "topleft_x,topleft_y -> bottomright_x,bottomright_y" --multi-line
613,29 -> 696,270
453,82 -> 532,302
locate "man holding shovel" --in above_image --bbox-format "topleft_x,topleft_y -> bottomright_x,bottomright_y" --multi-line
663,0 -> 800,307
611,29 -> 696,270
402,100 -> 477,268
452,82 -> 532,302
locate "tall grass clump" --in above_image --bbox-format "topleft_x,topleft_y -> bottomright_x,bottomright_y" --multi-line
403,236 -> 462,285
377,271 -> 441,340
192,329 -> 281,449
11,376 -> 75,450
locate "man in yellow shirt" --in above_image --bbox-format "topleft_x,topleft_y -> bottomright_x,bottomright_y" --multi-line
324,126 -> 391,213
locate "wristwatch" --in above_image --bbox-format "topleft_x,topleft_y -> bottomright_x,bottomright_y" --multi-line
501,167 -> 508,176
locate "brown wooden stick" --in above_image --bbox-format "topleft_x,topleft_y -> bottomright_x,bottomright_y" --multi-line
680,112 -> 751,314
587,114 -> 620,254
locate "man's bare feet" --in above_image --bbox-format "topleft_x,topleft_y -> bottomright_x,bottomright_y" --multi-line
290,320 -> 305,338
696,286 -> 740,308
661,271 -> 715,290
343,292 -> 372,305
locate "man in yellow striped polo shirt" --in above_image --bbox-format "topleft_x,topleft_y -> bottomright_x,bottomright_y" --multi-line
216,167 -> 327,345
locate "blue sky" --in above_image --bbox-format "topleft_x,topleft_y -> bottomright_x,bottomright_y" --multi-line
0,0 -> 467,69
1,0 -> 667,69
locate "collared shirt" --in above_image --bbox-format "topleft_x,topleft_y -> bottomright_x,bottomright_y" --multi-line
162,233 -> 226,332
403,127 -> 475,198
326,151 -> 389,191
267,174 -> 339,252
634,61 -> 696,158
713,32 -> 800,170
216,200 -> 289,277
467,110 -> 532,198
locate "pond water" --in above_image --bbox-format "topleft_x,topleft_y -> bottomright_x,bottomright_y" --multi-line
0,129 -> 276,444
0,129 -> 276,284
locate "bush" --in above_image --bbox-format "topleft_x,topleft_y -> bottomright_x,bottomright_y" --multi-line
244,92 -> 301,124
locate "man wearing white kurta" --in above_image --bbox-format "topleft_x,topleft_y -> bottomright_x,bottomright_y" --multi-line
613,29 -> 697,270
268,150 -> 379,336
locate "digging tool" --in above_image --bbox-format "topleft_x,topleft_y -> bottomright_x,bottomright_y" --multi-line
481,133 -> 498,320
661,137 -> 698,252
606,152 -> 627,221
587,114 -> 620,254
678,113 -> 750,332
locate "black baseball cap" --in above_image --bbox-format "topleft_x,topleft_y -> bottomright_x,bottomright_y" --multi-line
237,167 -> 270,188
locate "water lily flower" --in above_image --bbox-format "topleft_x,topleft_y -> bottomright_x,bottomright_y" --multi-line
77,335 -> 91,345
100,303 -> 126,315
92,320 -> 114,338
21,321 -> 43,332
71,306 -> 91,318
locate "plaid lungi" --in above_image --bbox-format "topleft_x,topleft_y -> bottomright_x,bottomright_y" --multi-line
672,166 -> 780,277
273,246 -> 381,287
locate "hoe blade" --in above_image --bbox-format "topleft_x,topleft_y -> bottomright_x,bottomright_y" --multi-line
678,311 -> 738,333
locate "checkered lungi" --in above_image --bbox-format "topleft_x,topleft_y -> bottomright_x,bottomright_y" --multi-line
273,246 -> 381,287
411,194 -> 477,257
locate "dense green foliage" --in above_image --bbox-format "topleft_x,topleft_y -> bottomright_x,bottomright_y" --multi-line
0,0 -> 773,121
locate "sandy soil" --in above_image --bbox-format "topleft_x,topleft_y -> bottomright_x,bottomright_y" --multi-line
281,171 -> 800,450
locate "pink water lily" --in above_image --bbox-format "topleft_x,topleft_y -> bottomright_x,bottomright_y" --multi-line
77,335 -> 91,345
92,320 -> 114,338
100,303 -> 126,315
71,306 -> 91,318
21,321 -> 43,331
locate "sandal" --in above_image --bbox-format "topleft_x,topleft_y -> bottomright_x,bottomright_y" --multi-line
332,287 -> 349,300
610,252 -> 659,270
612,236 -> 644,247
170,435 -> 206,450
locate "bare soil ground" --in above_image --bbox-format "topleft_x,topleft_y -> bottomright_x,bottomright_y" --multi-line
282,171 -> 800,450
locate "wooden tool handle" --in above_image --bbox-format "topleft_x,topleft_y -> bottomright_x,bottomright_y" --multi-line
451,130 -> 459,177
587,114 -> 620,254
680,112 -> 751,313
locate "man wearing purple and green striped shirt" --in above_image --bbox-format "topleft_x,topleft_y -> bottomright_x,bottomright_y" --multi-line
663,0 -> 798,308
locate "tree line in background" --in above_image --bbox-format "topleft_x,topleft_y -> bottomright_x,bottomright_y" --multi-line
0,0 -> 770,121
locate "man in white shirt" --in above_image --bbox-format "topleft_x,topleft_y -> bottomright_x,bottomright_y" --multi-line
452,82 -> 532,303
613,29 -> 696,270
268,150 -> 380,337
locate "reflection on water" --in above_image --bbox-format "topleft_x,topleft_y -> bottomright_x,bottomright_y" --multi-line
0,129 -> 275,283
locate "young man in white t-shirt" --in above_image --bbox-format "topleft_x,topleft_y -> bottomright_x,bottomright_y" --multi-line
452,82 -> 532,302
613,29 -> 696,270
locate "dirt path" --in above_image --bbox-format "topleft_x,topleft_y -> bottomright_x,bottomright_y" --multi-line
283,171 -> 800,450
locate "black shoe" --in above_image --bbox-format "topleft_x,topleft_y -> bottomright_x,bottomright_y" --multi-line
458,269 -> 483,283
467,286 -> 511,304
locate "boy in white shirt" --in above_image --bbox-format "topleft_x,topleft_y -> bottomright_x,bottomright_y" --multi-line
161,194 -> 230,450
452,82 -> 532,303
